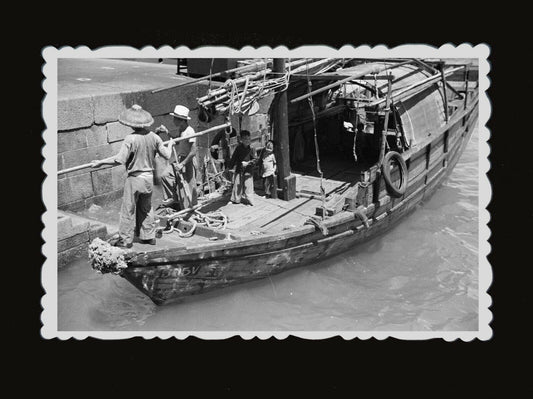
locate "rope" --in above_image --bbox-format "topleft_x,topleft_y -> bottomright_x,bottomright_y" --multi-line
208,60 -> 294,116
161,208 -> 228,238
200,58 -> 343,115
352,110 -> 359,163
306,63 -> 326,218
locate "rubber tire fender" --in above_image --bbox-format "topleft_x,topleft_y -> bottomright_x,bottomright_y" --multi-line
381,151 -> 408,198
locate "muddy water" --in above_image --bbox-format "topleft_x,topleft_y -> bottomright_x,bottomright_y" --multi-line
58,128 -> 479,331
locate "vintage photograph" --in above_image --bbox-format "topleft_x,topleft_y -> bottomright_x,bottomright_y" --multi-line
42,45 -> 491,339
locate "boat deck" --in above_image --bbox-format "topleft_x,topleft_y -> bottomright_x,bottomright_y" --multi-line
75,158 -> 366,253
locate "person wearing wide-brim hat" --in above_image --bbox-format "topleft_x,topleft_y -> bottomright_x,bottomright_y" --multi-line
155,105 -> 198,210
90,104 -> 174,248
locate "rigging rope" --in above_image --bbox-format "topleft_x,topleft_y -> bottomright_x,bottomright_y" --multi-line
352,108 -> 359,163
206,59 -> 296,116
305,63 -> 327,218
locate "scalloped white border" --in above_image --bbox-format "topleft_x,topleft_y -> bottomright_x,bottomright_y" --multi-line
41,44 -> 492,340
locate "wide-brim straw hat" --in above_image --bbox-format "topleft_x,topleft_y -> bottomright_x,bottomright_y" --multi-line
119,104 -> 154,128
170,105 -> 192,120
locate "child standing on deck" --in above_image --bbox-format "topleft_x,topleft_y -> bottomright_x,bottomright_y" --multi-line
259,140 -> 277,199
228,130 -> 256,205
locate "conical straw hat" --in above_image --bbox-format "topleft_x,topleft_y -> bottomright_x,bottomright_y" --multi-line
118,104 -> 154,128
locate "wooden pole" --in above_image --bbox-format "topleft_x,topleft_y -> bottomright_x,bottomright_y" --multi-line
464,65 -> 470,110
273,58 -> 295,201
152,60 -> 271,93
378,77 -> 393,166
410,58 -> 464,99
439,63 -> 449,122
290,60 -> 413,104
289,58 -> 336,75
196,59 -> 315,103
172,146 -> 192,204
57,122 -> 231,175
369,66 -> 465,107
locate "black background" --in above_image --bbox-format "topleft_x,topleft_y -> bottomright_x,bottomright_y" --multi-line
16,22 -> 532,396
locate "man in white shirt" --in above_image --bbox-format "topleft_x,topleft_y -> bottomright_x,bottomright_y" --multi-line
157,105 -> 198,210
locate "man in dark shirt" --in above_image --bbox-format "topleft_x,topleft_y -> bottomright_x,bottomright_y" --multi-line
91,104 -> 172,248
227,130 -> 256,205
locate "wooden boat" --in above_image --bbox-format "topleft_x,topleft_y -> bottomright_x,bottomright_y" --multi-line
87,58 -> 479,305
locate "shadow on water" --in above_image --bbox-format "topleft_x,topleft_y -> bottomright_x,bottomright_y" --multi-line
58,128 -> 480,332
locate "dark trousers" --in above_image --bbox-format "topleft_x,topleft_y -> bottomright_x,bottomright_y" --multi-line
160,161 -> 198,210
119,174 -> 156,244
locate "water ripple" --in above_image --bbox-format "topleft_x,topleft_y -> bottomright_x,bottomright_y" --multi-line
58,128 -> 480,332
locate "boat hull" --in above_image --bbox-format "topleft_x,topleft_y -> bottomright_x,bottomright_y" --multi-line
122,100 -> 478,305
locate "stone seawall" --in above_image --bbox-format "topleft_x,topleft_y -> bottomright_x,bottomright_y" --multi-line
58,211 -> 110,268
58,59 -> 275,212
58,61 -> 225,211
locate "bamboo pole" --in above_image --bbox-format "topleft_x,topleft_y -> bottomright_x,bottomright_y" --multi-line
196,68 -> 273,102
410,58 -> 464,99
57,122 -> 231,175
198,59 -> 316,106
464,65 -> 470,110
285,58 -> 317,70
152,60 -> 271,93
289,58 -> 336,75
368,66 -> 465,107
197,59 -> 315,103
290,60 -> 413,104
439,63 -> 449,122
378,76 -> 393,167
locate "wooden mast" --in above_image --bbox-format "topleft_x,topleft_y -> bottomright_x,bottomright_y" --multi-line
273,58 -> 296,200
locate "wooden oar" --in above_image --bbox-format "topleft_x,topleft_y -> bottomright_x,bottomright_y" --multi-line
57,122 -> 231,175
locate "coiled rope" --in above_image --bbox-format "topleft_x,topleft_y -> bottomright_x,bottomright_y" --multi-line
161,209 -> 228,238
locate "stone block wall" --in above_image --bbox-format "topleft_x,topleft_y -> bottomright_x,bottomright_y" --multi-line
57,211 -> 108,268
58,80 -> 230,211
58,80 -> 277,211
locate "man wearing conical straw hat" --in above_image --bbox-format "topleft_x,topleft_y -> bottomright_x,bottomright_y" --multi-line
90,104 -> 174,248
156,105 -> 198,210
